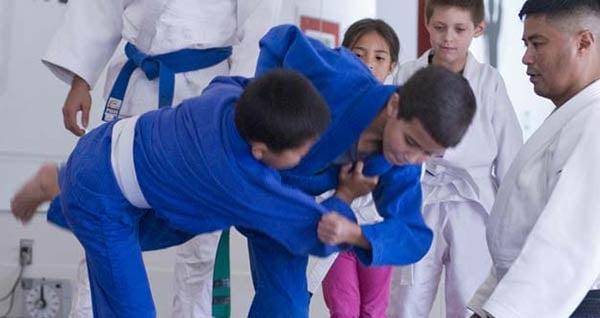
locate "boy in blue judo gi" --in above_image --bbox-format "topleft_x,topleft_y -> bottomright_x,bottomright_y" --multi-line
11,69 -> 372,318
238,25 -> 478,317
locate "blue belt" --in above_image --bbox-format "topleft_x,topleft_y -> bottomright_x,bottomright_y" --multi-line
103,43 -> 232,121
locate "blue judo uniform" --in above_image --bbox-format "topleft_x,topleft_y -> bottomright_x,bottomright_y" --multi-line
239,25 -> 434,318
47,75 -> 355,318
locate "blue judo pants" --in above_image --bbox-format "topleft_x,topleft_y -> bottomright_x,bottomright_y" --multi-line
239,228 -> 310,318
49,122 -> 193,318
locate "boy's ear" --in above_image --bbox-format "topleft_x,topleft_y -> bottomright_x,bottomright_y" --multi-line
385,92 -> 401,118
474,20 -> 486,38
250,142 -> 269,160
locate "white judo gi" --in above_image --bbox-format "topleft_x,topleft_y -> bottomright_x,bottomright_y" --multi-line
42,1 -> 282,317
468,79 -> 600,318
388,51 -> 522,318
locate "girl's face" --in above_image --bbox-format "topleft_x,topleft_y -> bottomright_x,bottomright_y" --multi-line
350,31 -> 396,82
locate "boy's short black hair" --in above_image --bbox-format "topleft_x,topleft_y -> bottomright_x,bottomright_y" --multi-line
425,0 -> 485,25
519,0 -> 600,20
342,18 -> 400,65
398,65 -> 476,148
235,69 -> 330,152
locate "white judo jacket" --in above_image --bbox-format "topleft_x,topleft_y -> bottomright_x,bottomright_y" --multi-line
469,79 -> 600,318
42,0 -> 282,117
395,50 -> 522,217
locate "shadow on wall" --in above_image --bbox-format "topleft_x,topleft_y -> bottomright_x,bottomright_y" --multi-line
485,0 -> 502,68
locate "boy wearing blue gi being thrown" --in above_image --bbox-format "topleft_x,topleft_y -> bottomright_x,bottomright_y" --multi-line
11,69 -> 371,318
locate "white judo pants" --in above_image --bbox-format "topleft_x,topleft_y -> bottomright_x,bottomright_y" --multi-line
68,231 -> 221,318
171,231 -> 221,318
388,201 -> 491,318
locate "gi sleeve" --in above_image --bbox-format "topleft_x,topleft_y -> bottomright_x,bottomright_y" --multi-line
42,0 -> 129,88
468,267 -> 499,317
320,196 -> 356,223
229,0 -> 282,77
235,170 -> 354,258
490,73 -> 523,183
482,109 -> 600,318
353,164 -> 433,266
237,190 -> 353,258
282,165 -> 340,196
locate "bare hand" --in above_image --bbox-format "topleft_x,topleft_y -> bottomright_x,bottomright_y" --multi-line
335,161 -> 379,203
63,75 -> 91,136
318,212 -> 359,245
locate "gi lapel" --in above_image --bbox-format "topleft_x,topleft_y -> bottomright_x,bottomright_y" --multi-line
493,80 -> 600,211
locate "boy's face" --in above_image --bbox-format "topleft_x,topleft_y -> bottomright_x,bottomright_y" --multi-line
382,94 -> 445,165
350,31 -> 396,82
426,6 -> 484,68
252,139 -> 316,170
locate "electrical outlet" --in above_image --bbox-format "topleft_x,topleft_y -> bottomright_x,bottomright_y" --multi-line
20,239 -> 33,266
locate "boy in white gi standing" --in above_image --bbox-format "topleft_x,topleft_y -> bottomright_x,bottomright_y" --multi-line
389,1 -> 523,317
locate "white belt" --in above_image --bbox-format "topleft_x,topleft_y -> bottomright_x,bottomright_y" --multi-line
425,159 -> 491,180
110,115 -> 151,209
422,166 -> 480,204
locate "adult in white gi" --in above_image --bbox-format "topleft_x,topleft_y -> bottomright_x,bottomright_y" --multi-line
389,50 -> 522,317
469,1 -> 600,317
42,1 -> 282,317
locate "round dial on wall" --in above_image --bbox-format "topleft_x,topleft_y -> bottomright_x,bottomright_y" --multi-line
24,281 -> 61,318
21,278 -> 71,318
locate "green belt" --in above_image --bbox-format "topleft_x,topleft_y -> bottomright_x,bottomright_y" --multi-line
212,229 -> 231,318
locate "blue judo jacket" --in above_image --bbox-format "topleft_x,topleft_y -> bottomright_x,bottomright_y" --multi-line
241,25 -> 433,318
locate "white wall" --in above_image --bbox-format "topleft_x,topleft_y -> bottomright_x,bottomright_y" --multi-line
0,1 -> 124,316
287,0 -> 376,35
377,0 -> 419,63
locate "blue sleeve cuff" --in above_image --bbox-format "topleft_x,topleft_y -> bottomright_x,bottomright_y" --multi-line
314,196 -> 356,256
352,224 -> 379,266
320,196 -> 356,222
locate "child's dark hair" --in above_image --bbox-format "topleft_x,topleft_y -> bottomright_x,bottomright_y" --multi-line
235,69 -> 330,152
425,0 -> 485,25
342,18 -> 400,65
398,65 -> 476,148
519,0 -> 600,20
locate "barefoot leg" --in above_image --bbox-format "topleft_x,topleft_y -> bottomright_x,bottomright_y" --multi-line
11,162 -> 60,224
